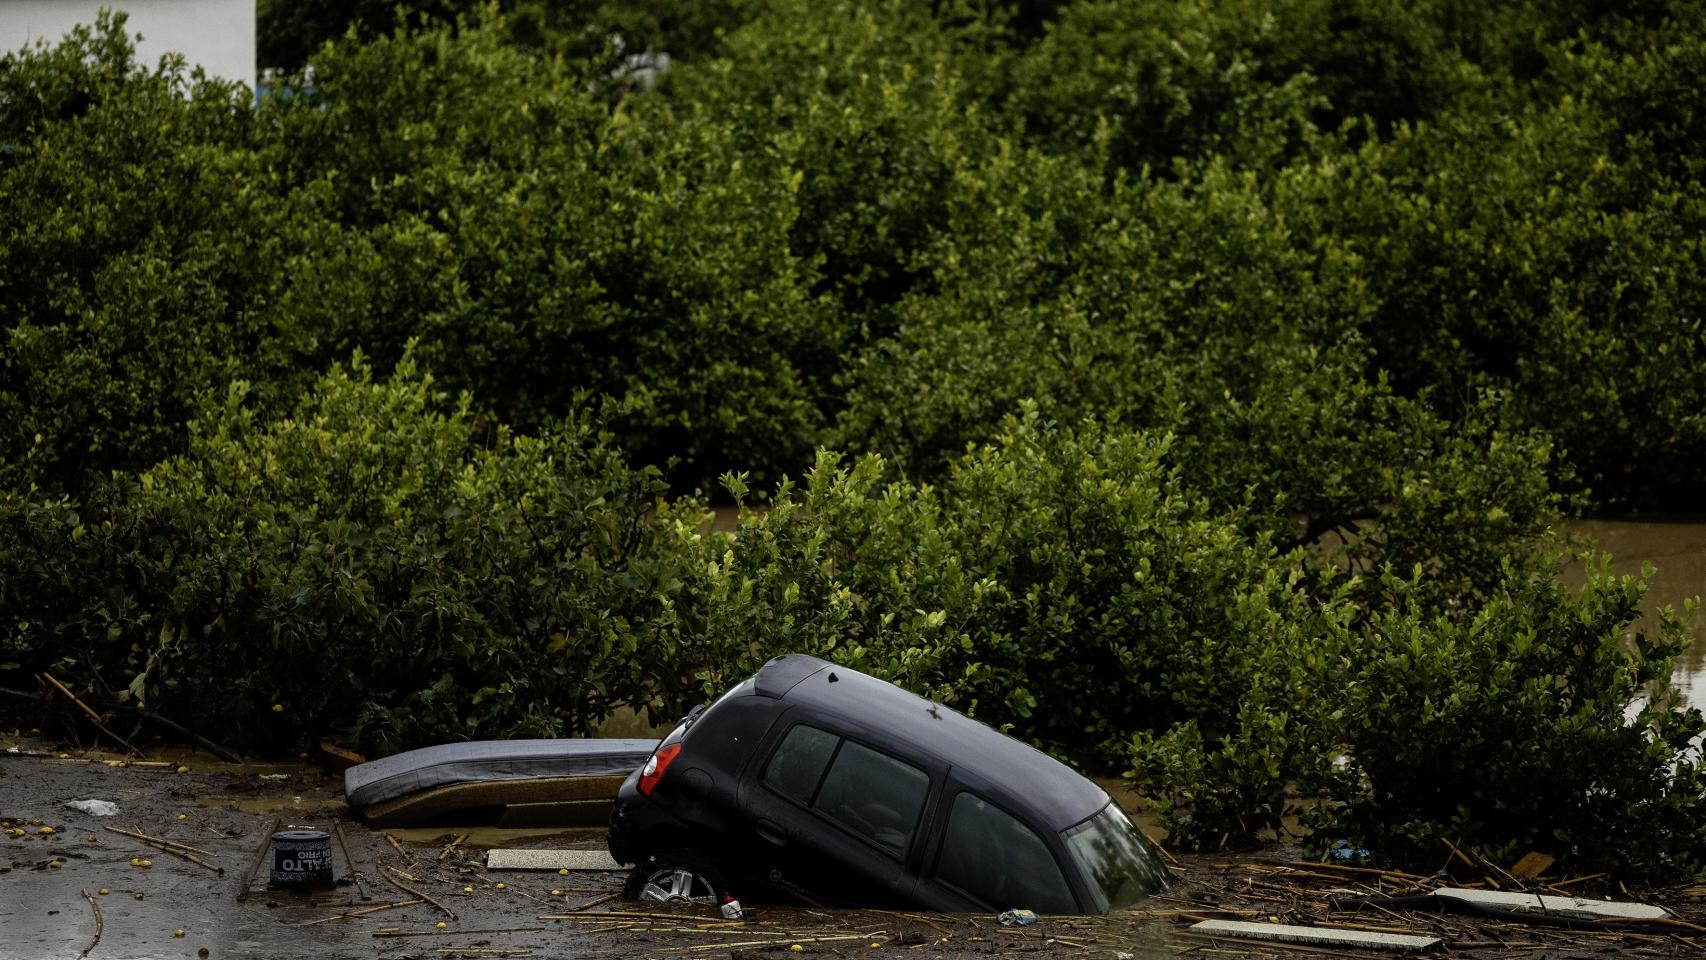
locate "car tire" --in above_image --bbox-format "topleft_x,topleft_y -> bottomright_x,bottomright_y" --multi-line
625,848 -> 728,905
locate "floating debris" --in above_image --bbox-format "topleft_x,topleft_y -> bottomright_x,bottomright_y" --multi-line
1191,919 -> 1440,952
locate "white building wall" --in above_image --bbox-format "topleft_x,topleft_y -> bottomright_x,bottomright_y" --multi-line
0,1 -> 254,87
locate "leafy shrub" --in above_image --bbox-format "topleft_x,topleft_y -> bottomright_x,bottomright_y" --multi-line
1324,564 -> 1706,879
0,352 -> 706,754
0,13 -> 307,495
681,407 -> 1346,766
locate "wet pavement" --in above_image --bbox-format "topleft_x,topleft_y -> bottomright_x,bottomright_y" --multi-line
3,740 -> 1701,959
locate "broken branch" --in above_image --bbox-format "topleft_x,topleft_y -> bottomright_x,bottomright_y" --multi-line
380,865 -> 456,920
104,825 -> 222,874
79,889 -> 103,959
39,672 -> 146,758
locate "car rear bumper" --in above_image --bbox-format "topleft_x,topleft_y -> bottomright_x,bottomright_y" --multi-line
607,769 -> 694,866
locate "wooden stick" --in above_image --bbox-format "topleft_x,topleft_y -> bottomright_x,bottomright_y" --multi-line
373,927 -> 545,938
104,825 -> 223,874
105,825 -> 214,857
380,865 -> 456,920
331,820 -> 371,902
79,889 -> 103,959
1550,873 -> 1609,888
572,891 -> 621,911
237,817 -> 281,901
684,934 -> 872,952
1440,837 -> 1496,887
1275,860 -> 1426,882
39,672 -> 146,758
300,899 -> 424,925
438,834 -> 468,862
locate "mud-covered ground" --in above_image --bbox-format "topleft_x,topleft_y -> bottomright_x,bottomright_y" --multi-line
3,740 -> 1702,960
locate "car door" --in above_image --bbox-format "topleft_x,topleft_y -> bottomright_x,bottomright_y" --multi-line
737,716 -> 939,907
911,779 -> 1083,914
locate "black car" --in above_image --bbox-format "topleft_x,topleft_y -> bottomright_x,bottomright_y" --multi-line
607,654 -> 1170,914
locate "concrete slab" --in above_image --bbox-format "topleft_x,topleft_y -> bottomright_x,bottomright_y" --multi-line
1191,920 -> 1440,952
1432,887 -> 1670,921
487,848 -> 624,871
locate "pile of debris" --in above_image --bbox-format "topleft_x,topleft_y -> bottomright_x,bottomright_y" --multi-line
1135,853 -> 1706,956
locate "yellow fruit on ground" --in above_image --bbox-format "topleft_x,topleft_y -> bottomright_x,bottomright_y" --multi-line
436,922 -> 447,930
462,886 -> 473,893
494,882 -> 506,890
98,888 -> 109,895
38,826 -> 55,835
175,929 -> 185,938
176,766 -> 190,774
271,704 -> 284,713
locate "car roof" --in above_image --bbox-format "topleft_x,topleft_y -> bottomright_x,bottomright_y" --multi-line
756,654 -> 1110,832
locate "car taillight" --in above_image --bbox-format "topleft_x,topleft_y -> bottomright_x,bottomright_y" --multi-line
637,742 -> 682,797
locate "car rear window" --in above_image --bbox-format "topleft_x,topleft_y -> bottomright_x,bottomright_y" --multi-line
762,724 -> 839,803
936,792 -> 1076,913
761,724 -> 930,859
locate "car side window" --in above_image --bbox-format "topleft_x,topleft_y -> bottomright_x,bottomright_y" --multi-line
935,792 -> 1077,914
814,740 -> 929,858
762,724 -> 840,804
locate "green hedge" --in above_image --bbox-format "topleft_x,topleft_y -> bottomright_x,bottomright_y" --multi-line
1,352 -> 708,755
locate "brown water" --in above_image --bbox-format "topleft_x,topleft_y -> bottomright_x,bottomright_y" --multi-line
1564,518 -> 1706,715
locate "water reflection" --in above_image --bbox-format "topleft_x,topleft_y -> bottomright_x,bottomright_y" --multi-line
1564,519 -> 1706,715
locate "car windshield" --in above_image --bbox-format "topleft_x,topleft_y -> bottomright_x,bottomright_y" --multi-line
1062,803 -> 1170,912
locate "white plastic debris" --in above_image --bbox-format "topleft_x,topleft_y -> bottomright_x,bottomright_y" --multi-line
1433,887 -> 1670,921
486,848 -> 623,871
1191,920 -> 1440,952
65,799 -> 119,817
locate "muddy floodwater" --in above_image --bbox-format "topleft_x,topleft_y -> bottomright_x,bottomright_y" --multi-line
1565,518 -> 1706,714
0,750 -> 1183,960
3,747 -> 1703,960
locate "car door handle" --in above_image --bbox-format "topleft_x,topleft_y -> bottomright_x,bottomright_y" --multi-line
755,819 -> 787,847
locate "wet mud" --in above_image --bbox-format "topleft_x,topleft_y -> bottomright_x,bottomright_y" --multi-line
3,742 -> 1701,959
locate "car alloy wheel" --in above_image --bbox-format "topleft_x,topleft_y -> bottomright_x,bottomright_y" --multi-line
636,864 -> 718,904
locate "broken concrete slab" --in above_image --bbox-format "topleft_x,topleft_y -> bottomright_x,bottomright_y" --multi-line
1432,888 -> 1670,921
1191,920 -> 1440,952
487,848 -> 623,872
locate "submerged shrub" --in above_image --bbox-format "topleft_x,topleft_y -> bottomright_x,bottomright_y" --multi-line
1324,564 -> 1706,880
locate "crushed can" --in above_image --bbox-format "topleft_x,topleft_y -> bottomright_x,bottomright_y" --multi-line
998,908 -> 1037,926
720,896 -> 744,920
